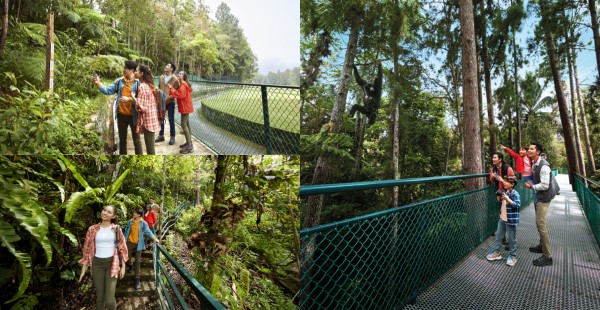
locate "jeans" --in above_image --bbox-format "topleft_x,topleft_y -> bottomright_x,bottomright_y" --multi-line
159,102 -> 176,137
492,219 -> 517,257
117,113 -> 142,155
126,242 -> 142,277
181,113 -> 192,144
535,201 -> 552,257
143,129 -> 155,155
92,256 -> 117,310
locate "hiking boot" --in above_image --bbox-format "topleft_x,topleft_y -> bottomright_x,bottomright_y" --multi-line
179,142 -> 189,148
179,145 -> 194,154
486,251 -> 502,261
169,136 -> 176,145
134,277 -> 141,290
506,255 -> 517,267
155,136 -> 165,143
529,244 -> 543,253
533,255 -> 553,267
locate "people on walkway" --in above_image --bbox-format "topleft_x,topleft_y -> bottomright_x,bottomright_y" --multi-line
124,208 -> 159,290
168,71 -> 195,154
94,60 -> 143,155
79,205 -> 128,310
156,63 -> 180,145
486,176 -> 521,266
525,142 -> 560,267
489,152 -> 515,191
500,144 -> 533,183
134,65 -> 161,154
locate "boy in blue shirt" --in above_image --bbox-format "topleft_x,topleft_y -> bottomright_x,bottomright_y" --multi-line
486,176 -> 521,266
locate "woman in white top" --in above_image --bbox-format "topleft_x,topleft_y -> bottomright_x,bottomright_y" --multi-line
79,205 -> 128,310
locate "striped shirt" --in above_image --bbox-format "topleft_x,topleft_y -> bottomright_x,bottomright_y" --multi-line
79,223 -> 129,278
504,189 -> 521,225
135,83 -> 160,132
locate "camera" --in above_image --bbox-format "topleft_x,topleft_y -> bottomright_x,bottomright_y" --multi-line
495,189 -> 506,197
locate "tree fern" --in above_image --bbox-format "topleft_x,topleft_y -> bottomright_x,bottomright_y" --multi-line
0,218 -> 33,304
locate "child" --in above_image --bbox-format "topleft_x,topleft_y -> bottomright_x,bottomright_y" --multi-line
499,144 -> 533,183
486,176 -> 521,266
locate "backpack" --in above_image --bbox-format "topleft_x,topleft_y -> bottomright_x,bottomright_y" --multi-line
155,89 -> 167,121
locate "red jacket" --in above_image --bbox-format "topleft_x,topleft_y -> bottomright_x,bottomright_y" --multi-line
502,146 -> 532,174
143,210 -> 157,228
170,81 -> 194,114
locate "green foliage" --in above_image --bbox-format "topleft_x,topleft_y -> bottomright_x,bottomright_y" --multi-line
9,294 -> 38,310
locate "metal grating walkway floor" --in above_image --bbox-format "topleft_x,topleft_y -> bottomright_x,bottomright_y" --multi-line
405,174 -> 600,309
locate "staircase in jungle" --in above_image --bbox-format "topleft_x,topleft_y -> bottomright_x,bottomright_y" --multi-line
116,249 -> 158,309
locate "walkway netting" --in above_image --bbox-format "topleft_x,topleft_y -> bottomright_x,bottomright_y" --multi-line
575,174 -> 600,247
170,80 -> 299,154
300,177 -> 533,309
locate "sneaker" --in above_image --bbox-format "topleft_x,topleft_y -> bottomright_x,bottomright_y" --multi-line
486,251 -> 502,261
179,142 -> 189,148
529,244 -> 543,253
533,255 -> 553,267
169,136 -> 176,145
155,136 -> 165,143
134,277 -> 141,290
506,255 -> 517,266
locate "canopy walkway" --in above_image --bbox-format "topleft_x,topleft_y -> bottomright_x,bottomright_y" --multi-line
300,173 -> 600,309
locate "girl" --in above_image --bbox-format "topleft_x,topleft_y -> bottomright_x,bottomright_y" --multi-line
168,71 -> 195,154
499,144 -> 533,183
79,205 -> 128,310
134,65 -> 161,154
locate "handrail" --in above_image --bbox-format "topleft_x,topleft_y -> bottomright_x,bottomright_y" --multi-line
575,172 -> 600,188
189,78 -> 300,89
300,173 -> 489,196
154,244 -> 225,310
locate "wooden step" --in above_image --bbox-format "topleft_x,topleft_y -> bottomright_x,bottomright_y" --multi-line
115,279 -> 157,297
117,296 -> 150,310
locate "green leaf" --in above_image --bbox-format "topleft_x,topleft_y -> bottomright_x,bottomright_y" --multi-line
45,210 -> 78,246
57,155 -> 91,190
104,169 -> 130,202
0,219 -> 33,304
64,188 -> 103,223
1,186 -> 52,266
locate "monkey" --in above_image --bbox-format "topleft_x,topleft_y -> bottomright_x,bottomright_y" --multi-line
349,63 -> 383,125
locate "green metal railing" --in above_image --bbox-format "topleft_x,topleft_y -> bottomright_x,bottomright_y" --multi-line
153,243 -> 225,310
300,174 -> 533,309
574,173 -> 600,247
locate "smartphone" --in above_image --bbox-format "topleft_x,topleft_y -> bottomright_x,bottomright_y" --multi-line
92,71 -> 98,80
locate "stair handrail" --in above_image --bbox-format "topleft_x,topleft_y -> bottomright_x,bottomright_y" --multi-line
153,243 -> 225,310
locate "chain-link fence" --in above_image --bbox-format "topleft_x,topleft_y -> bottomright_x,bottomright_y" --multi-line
300,176 -> 533,309
575,174 -> 600,247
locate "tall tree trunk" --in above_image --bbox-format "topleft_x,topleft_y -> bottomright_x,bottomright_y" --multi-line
392,46 -> 400,208
540,0 -> 578,189
566,32 -> 585,176
460,0 -> 484,189
480,0 -> 496,156
205,155 -> 229,288
512,30 -> 521,149
477,45 -> 485,166
571,30 -> 596,174
588,0 -> 600,78
303,10 -> 361,229
0,0 -> 8,57
353,115 -> 366,181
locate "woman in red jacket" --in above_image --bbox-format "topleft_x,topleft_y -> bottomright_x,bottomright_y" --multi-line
143,204 -> 157,229
168,71 -> 195,154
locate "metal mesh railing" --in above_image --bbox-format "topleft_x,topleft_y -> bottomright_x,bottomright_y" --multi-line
300,175 -> 534,309
169,80 -> 299,154
574,174 -> 600,247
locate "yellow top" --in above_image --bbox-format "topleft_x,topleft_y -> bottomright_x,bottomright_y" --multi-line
127,219 -> 140,244
118,76 -> 135,116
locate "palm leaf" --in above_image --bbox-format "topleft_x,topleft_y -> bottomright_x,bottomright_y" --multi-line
0,218 -> 32,304
105,169 -> 130,202
57,155 -> 91,190
64,188 -> 103,223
